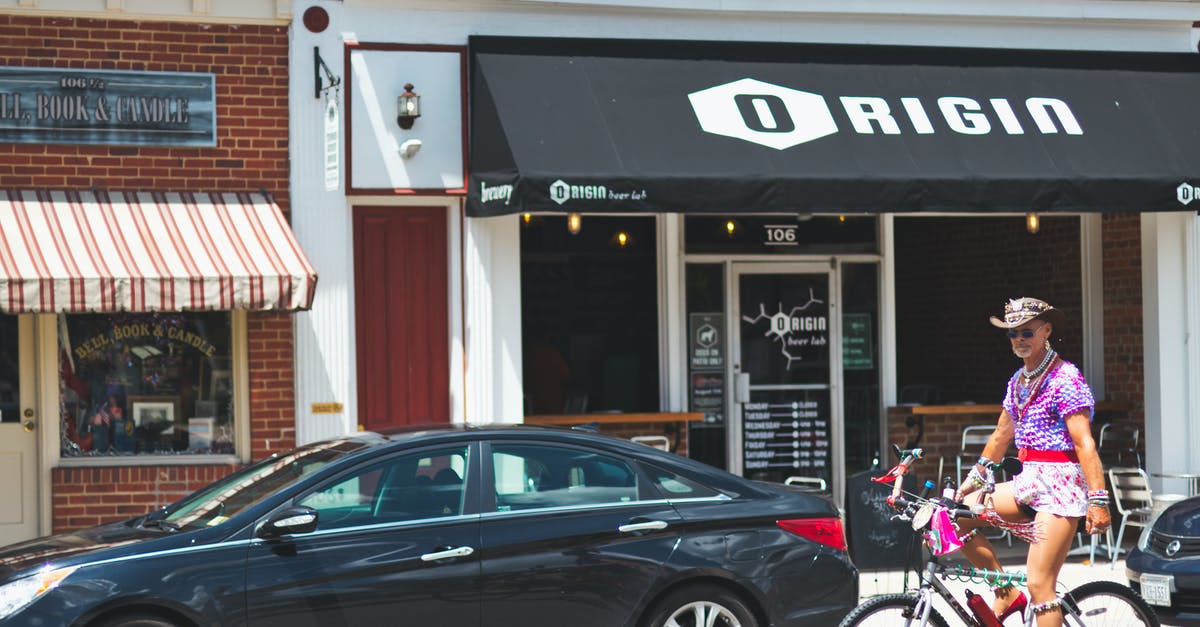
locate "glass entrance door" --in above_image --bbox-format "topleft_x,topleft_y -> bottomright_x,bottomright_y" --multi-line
730,264 -> 841,498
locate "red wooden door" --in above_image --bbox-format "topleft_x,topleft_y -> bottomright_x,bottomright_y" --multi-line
354,207 -> 449,430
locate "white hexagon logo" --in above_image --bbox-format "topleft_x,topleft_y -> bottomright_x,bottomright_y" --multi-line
688,78 -> 838,150
1177,182 -> 1197,206
550,179 -> 570,205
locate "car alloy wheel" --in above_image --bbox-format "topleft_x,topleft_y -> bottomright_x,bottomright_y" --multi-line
643,584 -> 759,627
664,601 -> 743,627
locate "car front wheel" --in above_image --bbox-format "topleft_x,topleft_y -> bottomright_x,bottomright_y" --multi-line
640,584 -> 759,627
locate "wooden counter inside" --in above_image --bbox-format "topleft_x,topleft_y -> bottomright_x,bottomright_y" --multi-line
888,401 -> 1132,416
524,412 -> 703,426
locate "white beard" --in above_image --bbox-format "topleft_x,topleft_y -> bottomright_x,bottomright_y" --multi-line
1013,345 -> 1033,359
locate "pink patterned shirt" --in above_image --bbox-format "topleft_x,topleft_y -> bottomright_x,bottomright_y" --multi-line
1002,360 -> 1095,451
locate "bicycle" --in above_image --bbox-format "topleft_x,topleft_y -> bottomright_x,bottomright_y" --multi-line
838,446 -> 1159,627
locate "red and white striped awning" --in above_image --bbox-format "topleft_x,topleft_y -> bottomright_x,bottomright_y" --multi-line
0,190 -> 318,313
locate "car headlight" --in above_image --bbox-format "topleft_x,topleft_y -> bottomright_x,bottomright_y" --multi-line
0,566 -> 78,620
1137,525 -> 1153,551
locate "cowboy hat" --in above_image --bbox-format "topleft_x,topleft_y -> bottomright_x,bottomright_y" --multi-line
989,297 -> 1066,330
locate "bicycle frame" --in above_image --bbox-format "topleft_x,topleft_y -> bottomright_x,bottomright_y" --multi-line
876,448 -> 1106,627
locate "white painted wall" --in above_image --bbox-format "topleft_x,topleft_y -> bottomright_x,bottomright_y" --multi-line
463,215 -> 524,423
348,48 -> 464,191
292,0 -> 357,442
1141,211 -> 1200,495
335,0 -> 1199,53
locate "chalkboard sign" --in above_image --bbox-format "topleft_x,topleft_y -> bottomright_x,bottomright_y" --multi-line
845,469 -> 923,570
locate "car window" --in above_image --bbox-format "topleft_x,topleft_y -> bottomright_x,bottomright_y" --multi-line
492,444 -> 638,512
642,463 -> 722,500
299,446 -> 469,530
163,437 -> 369,530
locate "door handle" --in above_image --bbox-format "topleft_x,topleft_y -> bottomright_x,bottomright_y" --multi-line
735,372 -> 751,403
420,546 -> 474,561
618,520 -> 669,533
21,408 -> 34,432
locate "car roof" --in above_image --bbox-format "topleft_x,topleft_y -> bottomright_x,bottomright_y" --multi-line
339,422 -> 765,495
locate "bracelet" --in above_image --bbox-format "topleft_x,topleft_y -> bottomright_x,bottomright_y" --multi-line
1088,501 -> 1109,508
1031,600 -> 1061,615
977,456 -> 995,469
1087,489 -> 1109,498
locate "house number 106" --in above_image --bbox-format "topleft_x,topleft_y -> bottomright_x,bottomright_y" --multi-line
765,227 -> 797,243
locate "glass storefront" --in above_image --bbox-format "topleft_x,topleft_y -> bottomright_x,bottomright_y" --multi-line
59,312 -> 234,458
521,215 -> 660,415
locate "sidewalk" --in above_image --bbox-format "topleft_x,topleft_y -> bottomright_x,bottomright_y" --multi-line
856,536 -> 1193,626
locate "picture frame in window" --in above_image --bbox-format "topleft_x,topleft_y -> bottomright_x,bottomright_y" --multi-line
129,397 -> 178,430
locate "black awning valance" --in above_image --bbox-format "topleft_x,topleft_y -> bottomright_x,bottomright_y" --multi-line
468,36 -> 1200,217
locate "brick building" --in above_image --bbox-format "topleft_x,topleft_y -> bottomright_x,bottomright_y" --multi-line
0,3 -> 314,544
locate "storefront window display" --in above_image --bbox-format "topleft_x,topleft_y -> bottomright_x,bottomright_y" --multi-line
59,312 -> 234,458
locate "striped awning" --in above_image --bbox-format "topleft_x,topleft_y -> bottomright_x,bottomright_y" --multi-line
0,190 -> 317,313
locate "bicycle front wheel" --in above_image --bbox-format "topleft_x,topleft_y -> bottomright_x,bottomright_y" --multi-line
837,594 -> 949,627
1062,580 -> 1160,627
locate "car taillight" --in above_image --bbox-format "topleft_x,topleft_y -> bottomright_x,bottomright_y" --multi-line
777,517 -> 847,551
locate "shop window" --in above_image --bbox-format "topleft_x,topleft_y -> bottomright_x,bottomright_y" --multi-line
59,312 -> 235,458
521,216 -> 659,415
841,262 -> 881,476
0,315 -> 17,423
684,263 -> 726,471
894,217 -> 1082,404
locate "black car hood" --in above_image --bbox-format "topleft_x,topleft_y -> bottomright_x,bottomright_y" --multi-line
1155,497 -> 1200,536
0,520 -> 175,581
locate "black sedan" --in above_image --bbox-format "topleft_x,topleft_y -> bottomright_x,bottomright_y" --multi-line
0,424 -> 856,627
1127,495 -> 1200,623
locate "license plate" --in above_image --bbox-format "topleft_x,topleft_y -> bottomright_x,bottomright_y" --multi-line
1140,573 -> 1173,607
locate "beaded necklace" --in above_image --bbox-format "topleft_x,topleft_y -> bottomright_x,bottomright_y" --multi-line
1014,355 -> 1058,423
1021,346 -> 1056,383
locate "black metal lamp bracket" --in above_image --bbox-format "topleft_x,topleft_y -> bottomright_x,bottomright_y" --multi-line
314,46 -> 341,99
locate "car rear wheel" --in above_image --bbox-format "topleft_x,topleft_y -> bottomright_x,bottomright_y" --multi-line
92,612 -> 183,627
640,584 -> 758,627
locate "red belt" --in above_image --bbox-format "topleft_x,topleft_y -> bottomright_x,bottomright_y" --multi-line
1018,449 -> 1079,463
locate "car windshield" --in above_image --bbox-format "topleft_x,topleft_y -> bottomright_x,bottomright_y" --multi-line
156,438 -> 371,531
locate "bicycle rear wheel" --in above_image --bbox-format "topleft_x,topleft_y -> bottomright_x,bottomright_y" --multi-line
1062,580 -> 1160,627
837,594 -> 950,627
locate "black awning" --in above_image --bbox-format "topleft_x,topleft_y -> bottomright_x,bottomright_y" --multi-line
468,36 -> 1200,217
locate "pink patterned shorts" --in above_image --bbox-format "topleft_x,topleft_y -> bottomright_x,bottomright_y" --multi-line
1010,461 -> 1088,518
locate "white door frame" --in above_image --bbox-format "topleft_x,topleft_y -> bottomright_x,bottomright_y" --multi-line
728,261 -> 844,507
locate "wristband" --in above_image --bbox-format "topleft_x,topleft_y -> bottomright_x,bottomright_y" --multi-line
1087,490 -> 1109,498
976,456 -> 995,469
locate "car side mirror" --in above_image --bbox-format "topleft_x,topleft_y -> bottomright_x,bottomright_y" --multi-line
257,506 -> 319,538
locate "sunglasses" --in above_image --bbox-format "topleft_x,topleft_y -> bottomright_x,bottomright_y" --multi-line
1006,326 -> 1044,340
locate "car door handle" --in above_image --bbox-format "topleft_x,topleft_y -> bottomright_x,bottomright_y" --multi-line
618,520 -> 669,533
420,546 -> 475,561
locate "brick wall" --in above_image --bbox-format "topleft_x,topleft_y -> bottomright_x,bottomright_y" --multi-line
0,15 -> 295,533
1100,213 -> 1144,436
0,15 -> 289,201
